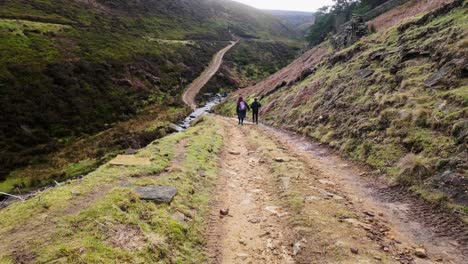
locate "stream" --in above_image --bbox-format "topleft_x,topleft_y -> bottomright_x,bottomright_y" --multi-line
172,94 -> 225,132
0,94 -> 226,208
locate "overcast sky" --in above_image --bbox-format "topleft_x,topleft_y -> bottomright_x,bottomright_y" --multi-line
232,0 -> 335,12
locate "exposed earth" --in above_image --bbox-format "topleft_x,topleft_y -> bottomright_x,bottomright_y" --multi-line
204,116 -> 467,264
183,41 -> 238,110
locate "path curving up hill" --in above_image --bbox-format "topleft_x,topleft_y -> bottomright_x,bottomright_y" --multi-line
182,41 -> 238,109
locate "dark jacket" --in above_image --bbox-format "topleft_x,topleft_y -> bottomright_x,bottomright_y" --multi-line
250,101 -> 262,113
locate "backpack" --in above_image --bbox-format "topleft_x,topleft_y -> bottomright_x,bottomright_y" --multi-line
239,101 -> 246,111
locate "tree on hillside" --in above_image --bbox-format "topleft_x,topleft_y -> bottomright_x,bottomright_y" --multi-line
307,0 -> 390,46
307,7 -> 335,46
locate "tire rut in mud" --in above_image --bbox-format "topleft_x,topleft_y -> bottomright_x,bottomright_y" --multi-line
375,185 -> 468,256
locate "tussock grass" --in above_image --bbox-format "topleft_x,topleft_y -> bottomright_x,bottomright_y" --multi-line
396,154 -> 432,185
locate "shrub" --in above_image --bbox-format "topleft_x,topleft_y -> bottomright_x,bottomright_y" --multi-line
413,109 -> 431,128
396,154 -> 432,185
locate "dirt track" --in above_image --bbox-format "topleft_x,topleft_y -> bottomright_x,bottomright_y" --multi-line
205,116 -> 467,264
182,41 -> 237,110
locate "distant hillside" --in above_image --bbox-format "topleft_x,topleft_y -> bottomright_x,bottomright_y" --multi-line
0,0 -> 300,192
264,10 -> 315,35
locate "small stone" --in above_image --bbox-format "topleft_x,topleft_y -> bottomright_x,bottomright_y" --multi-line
173,212 -> 186,224
318,179 -> 336,186
220,208 -> 229,216
280,177 -> 290,190
71,190 -> 81,196
383,246 -> 389,252
374,256 -> 382,261
364,211 -> 375,217
236,252 -> 249,260
414,248 -> 427,258
292,241 -> 302,256
273,157 -> 286,162
358,68 -> 374,78
228,150 -> 240,155
333,195 -> 345,200
248,217 -> 261,224
350,248 -> 359,254
239,239 -> 247,246
267,239 -> 275,250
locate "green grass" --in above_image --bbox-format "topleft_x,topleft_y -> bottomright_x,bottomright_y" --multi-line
62,159 -> 99,178
0,116 -> 224,263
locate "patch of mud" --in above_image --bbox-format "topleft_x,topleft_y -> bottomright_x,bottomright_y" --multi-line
205,119 -> 295,264
107,224 -> 147,250
376,186 -> 468,249
11,248 -> 36,264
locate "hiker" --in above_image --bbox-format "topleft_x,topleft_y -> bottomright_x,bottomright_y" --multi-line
236,97 -> 249,125
250,98 -> 262,124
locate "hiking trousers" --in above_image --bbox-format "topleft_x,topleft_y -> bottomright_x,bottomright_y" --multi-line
252,111 -> 259,124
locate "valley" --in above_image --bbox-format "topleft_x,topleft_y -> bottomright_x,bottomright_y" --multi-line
0,0 -> 301,194
0,0 -> 467,263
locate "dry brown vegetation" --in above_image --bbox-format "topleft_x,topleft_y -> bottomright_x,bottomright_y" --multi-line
369,0 -> 455,31
233,44 -> 330,98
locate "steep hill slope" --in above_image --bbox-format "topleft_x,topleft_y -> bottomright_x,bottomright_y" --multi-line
216,0 -> 467,210
0,0 -> 299,192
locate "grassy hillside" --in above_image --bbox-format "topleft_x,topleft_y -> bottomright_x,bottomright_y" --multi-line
0,0 -> 299,192
216,0 -> 468,210
0,116 -> 224,263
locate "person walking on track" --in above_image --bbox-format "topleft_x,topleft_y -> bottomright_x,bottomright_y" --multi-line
236,97 -> 249,125
250,98 -> 262,124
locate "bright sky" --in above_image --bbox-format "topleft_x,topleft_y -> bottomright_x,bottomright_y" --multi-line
232,0 -> 335,12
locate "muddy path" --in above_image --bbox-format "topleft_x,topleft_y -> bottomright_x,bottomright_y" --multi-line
206,116 -> 468,264
182,41 -> 237,110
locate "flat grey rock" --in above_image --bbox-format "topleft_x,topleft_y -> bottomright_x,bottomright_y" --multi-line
358,68 -> 374,78
124,149 -> 138,155
135,185 -> 177,203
